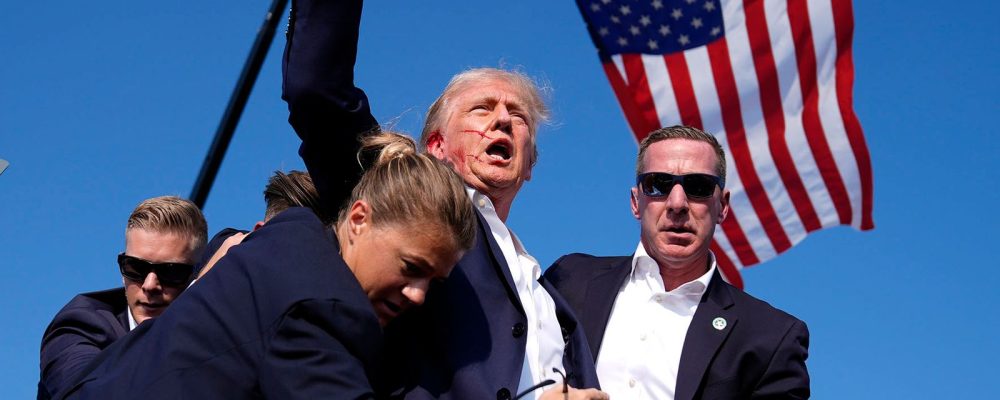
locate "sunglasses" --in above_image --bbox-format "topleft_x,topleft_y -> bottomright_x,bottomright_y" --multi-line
636,172 -> 725,199
117,253 -> 194,287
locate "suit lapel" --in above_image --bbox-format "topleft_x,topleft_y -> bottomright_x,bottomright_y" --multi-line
583,257 -> 632,359
115,310 -> 130,336
474,210 -> 525,315
675,272 -> 737,400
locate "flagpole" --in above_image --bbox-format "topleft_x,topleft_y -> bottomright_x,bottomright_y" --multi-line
189,0 -> 289,208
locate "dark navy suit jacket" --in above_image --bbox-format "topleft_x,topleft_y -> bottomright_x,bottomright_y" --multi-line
545,253 -> 810,400
38,288 -> 129,399
282,1 -> 599,398
57,208 -> 383,399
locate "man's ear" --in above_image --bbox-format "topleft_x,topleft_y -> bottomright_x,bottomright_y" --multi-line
718,189 -> 731,223
631,187 -> 641,220
425,130 -> 446,160
252,220 -> 265,231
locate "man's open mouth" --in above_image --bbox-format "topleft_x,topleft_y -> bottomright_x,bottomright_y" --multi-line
485,141 -> 512,161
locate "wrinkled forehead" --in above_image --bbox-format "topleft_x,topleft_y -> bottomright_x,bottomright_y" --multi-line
448,79 -> 535,119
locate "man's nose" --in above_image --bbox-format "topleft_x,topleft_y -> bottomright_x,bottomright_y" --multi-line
665,182 -> 690,215
489,104 -> 513,134
141,272 -> 162,292
402,280 -> 430,307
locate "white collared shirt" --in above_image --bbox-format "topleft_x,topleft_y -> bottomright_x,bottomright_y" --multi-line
468,188 -> 566,400
126,306 -> 137,331
595,242 -> 715,400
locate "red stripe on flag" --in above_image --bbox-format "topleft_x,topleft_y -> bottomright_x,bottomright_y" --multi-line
743,0 -> 822,233
712,242 -> 744,289
707,38 -> 792,254
831,0 -> 875,230
602,62 -> 660,143
719,208 -> 760,266
622,55 -> 663,141
662,52 -> 704,129
787,0 -> 853,225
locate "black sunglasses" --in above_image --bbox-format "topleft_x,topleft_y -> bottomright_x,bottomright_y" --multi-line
117,253 -> 194,287
636,172 -> 725,199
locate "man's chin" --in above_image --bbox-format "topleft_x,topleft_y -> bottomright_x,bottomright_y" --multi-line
651,243 -> 701,263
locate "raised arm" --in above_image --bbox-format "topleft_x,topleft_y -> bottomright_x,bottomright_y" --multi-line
282,0 -> 379,217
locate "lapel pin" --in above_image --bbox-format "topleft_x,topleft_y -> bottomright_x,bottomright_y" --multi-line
712,317 -> 727,331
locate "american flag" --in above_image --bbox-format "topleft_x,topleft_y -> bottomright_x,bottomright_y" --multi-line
577,0 -> 874,288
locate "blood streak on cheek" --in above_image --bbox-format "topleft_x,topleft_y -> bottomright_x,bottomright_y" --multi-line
460,129 -> 494,139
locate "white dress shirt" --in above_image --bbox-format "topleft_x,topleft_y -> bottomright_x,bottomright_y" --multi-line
468,188 -> 566,400
126,306 -> 137,331
595,242 -> 716,400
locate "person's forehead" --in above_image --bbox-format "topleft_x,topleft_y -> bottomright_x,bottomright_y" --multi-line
452,79 -> 529,107
125,229 -> 194,259
641,139 -> 718,172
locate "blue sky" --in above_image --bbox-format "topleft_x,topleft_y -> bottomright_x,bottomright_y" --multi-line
3,1 -> 998,398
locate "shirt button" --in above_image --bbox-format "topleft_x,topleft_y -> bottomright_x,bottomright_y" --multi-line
496,387 -> 512,400
478,198 -> 487,207
629,378 -> 637,388
639,333 -> 647,341
654,295 -> 664,303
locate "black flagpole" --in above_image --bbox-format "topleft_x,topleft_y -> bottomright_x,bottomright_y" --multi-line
189,0 -> 289,208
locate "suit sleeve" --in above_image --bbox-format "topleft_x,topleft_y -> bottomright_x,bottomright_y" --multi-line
38,309 -> 123,399
259,299 -> 380,399
282,0 -> 380,218
752,319 -> 810,399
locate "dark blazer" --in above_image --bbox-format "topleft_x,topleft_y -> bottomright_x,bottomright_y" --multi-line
378,214 -> 600,399
545,253 -> 810,400
38,288 -> 129,399
57,208 -> 383,399
281,0 -> 599,398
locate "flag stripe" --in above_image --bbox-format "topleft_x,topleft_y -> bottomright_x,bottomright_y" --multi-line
807,0 -> 863,230
602,61 -> 659,143
622,54 -> 663,141
712,241 -> 744,288
763,0 -> 840,228
743,0 -> 823,233
642,54 -> 684,129
719,208 -> 761,266
663,52 -> 705,129
787,0 -> 853,225
831,0 -> 874,230
706,38 -> 793,254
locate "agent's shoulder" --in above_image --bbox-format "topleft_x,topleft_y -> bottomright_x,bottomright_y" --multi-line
545,253 -> 630,283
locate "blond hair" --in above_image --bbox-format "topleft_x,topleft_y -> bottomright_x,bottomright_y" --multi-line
340,132 -> 476,251
637,125 -> 728,181
126,196 -> 208,254
263,170 -> 327,224
419,68 -> 549,167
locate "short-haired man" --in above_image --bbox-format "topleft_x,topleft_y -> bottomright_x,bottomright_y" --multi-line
195,170 -> 324,279
545,126 -> 810,399
282,1 -> 604,399
38,196 -> 207,399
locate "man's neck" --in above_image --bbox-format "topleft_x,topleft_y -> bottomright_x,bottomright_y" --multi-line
474,187 -> 517,222
657,255 -> 711,292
